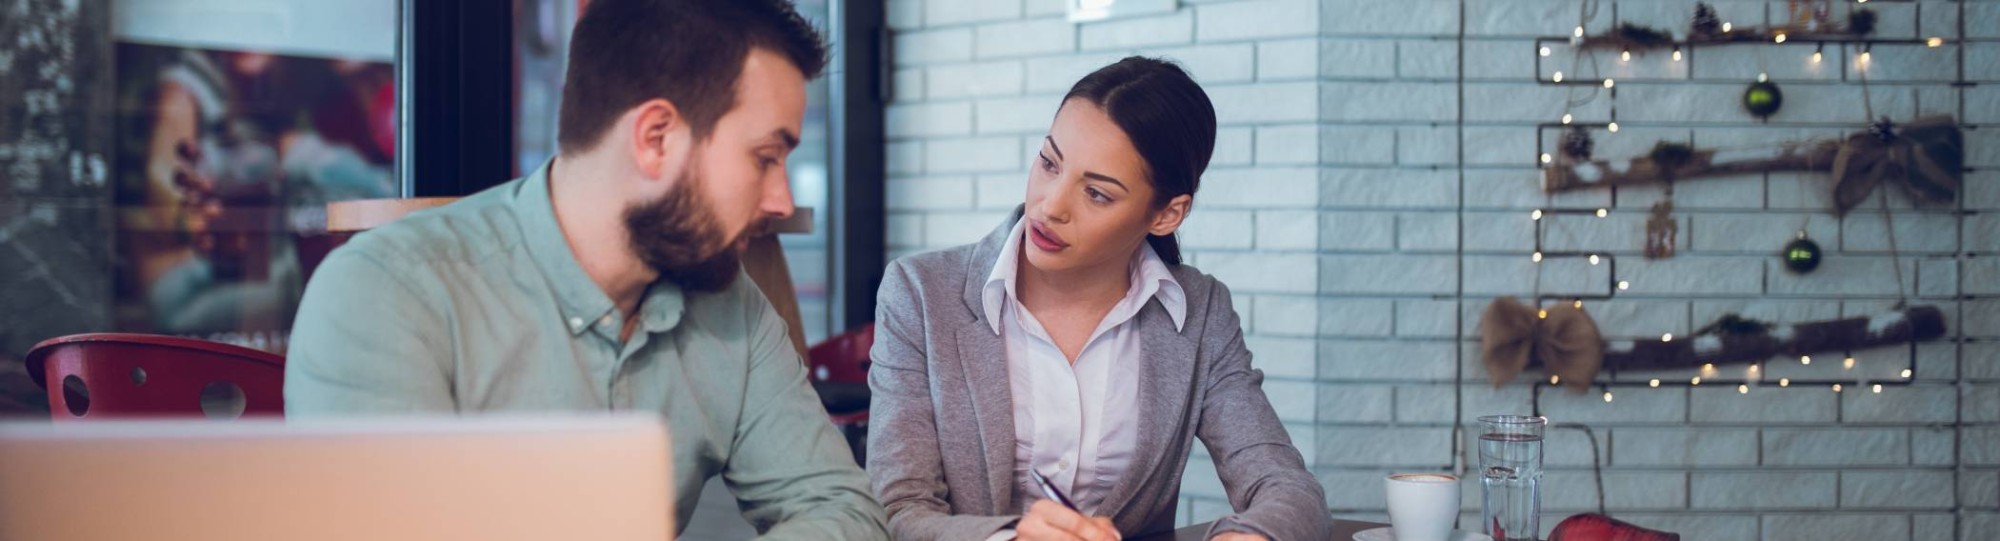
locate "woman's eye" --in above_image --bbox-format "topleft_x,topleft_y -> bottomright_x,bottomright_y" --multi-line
1038,155 -> 1057,173
1086,187 -> 1111,203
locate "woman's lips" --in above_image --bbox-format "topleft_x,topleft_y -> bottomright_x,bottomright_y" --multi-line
1027,220 -> 1068,252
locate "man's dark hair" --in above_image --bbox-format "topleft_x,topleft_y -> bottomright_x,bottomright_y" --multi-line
557,0 -> 827,153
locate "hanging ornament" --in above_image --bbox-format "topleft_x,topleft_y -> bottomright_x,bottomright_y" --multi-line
1644,197 -> 1678,259
1560,125 -> 1595,162
1744,80 -> 1783,118
1692,3 -> 1723,37
1782,230 -> 1823,274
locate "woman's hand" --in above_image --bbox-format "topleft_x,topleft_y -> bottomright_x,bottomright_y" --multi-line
1016,500 -> 1122,541
1209,532 -> 1270,541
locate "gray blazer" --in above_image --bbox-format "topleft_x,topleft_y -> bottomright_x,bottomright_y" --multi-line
867,209 -> 1329,541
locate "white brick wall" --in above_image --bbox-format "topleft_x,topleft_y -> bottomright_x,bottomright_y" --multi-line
884,0 -> 1997,538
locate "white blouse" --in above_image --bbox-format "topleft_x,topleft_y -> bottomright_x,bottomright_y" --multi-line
980,219 -> 1187,519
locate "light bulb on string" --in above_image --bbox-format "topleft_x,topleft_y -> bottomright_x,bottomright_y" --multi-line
1589,254 -> 1601,265
1721,22 -> 1733,33
1595,209 -> 1608,218
1672,47 -> 1683,62
1872,384 -> 1882,394
1812,44 -> 1823,64
1662,333 -> 1674,342
1541,153 -> 1553,164
1691,376 -> 1702,385
1901,369 -> 1913,379
1602,391 -> 1614,403
1801,355 -> 1812,365
1532,252 -> 1543,263
1844,356 -> 1856,370
1531,209 -> 1544,221
1553,71 -> 1565,82
1833,384 -> 1843,393
1757,72 -> 1768,83
1774,33 -> 1787,44
1574,26 -> 1584,38
1540,46 -> 1552,57
1618,280 -> 1630,290
1572,300 -> 1583,309
1603,79 -> 1615,89
1779,378 -> 1791,387
1738,384 -> 1749,394
1648,379 -> 1660,388
1927,37 -> 1944,48
1538,309 -> 1548,319
1607,122 -> 1620,133
1561,113 -> 1573,124
1549,375 -> 1560,385
1620,50 -> 1631,62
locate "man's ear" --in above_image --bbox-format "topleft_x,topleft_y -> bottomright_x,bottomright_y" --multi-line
629,99 -> 691,180
1148,194 -> 1192,237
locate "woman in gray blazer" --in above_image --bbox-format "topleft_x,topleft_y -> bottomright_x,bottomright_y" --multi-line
867,57 -> 1328,541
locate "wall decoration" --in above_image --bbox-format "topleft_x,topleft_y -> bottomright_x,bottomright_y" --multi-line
1540,116 -> 1963,216
1480,298 -> 1946,389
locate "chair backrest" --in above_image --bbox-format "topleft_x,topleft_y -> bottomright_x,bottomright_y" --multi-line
24,334 -> 287,421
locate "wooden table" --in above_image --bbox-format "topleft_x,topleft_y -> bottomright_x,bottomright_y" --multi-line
1133,518 -> 1389,541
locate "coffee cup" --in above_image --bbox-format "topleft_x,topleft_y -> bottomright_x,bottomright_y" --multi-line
1385,473 -> 1459,541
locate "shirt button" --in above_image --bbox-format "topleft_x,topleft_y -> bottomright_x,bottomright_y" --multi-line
1056,458 -> 1070,471
569,317 -> 584,330
599,315 -> 614,326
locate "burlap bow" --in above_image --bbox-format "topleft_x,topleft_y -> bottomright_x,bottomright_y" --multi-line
1479,297 -> 1604,392
1832,115 -> 1962,215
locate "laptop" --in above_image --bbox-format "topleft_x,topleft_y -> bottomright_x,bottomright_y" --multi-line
0,415 -> 673,541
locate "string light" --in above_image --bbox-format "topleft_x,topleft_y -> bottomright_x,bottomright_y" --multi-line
1648,379 -> 1660,388
1721,22 -> 1733,33
1757,72 -> 1768,83
1738,384 -> 1749,394
1779,378 -> 1791,387
1595,208 -> 1608,218
1589,254 -> 1601,265
1812,44 -> 1823,64
1774,33 -> 1787,44
1801,355 -> 1812,365
1607,122 -> 1620,133
1541,153 -> 1553,164
1550,374 -> 1561,385
1540,46 -> 1552,57
1572,300 -> 1583,309
1602,391 -> 1614,403
1574,26 -> 1585,38
1531,209 -> 1544,220
1561,113 -> 1573,124
1620,50 -> 1631,62
1901,369 -> 1913,379
1532,252 -> 1544,262
1927,37 -> 1944,48
1662,333 -> 1674,342
1672,47 -> 1683,62
1691,376 -> 1702,385
1539,309 -> 1549,319
1603,79 -> 1615,89
1844,356 -> 1857,370
1748,364 -> 1761,375
1553,71 -> 1565,82
1618,280 -> 1630,290
1872,384 -> 1883,394
1833,384 -> 1843,393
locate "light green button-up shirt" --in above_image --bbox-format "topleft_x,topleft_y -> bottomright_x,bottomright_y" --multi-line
285,161 -> 887,540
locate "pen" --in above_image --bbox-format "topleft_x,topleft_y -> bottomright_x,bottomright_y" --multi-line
1027,468 -> 1077,510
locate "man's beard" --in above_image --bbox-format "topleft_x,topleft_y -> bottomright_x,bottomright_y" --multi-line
623,160 -> 748,294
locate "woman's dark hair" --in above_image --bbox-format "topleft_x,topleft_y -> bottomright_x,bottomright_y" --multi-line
1061,56 -> 1216,266
558,0 -> 827,153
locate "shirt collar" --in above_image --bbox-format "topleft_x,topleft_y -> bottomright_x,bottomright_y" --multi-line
980,219 -> 1186,335
514,159 -> 685,337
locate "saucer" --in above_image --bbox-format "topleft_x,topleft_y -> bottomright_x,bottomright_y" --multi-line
1353,527 -> 1493,541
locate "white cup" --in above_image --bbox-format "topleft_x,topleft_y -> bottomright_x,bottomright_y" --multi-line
1385,473 -> 1459,541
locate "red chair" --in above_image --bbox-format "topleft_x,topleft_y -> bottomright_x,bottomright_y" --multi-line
24,333 -> 287,421
806,324 -> 873,464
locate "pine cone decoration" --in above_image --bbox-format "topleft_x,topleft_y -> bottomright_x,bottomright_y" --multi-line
1560,126 -> 1595,161
1692,3 -> 1722,36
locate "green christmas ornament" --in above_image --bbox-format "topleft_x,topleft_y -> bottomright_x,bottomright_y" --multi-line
1782,231 -> 1822,274
1744,80 -> 1783,118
